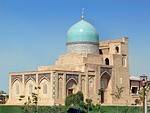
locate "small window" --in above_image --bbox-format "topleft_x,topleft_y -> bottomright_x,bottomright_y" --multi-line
99,49 -> 103,55
115,46 -> 119,53
105,58 -> 109,65
131,87 -> 138,94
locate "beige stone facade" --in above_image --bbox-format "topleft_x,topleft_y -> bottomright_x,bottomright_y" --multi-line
7,19 -> 147,106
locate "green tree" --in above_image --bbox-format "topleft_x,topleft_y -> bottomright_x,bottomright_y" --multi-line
65,91 -> 84,107
138,81 -> 150,113
19,96 -> 33,113
65,91 -> 86,112
0,90 -> 8,104
19,86 -> 41,113
0,90 -> 6,95
85,99 -> 92,113
111,86 -> 124,113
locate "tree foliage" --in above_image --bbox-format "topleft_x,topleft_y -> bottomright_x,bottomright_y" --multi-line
65,91 -> 87,113
111,86 -> 124,113
111,86 -> 124,100
65,91 -> 84,107
0,90 -> 6,95
19,93 -> 39,113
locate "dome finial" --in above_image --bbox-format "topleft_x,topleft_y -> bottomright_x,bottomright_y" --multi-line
81,8 -> 85,20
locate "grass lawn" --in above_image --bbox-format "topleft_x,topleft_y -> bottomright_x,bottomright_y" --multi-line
0,105 -> 22,113
90,106 -> 143,113
0,105 -> 147,113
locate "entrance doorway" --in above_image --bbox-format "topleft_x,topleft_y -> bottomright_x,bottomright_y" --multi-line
101,90 -> 104,103
100,72 -> 111,104
68,89 -> 73,96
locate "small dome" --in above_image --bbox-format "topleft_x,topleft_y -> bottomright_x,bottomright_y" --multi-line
67,20 -> 99,43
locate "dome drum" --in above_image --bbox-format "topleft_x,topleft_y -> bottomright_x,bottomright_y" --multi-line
67,43 -> 99,54
66,41 -> 99,45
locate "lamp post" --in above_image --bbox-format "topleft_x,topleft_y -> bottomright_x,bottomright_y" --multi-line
140,76 -> 148,113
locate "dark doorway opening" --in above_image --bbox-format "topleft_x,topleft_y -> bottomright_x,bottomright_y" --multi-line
68,89 -> 73,96
101,90 -> 104,103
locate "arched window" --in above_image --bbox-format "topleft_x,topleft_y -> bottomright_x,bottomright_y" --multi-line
43,84 -> 47,94
16,84 -> 19,95
29,84 -> 33,94
105,58 -> 109,65
115,46 -> 119,53
122,56 -> 127,67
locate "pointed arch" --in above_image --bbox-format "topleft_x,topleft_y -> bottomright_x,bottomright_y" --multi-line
39,79 -> 49,95
25,77 -> 36,85
100,71 -> 111,89
66,78 -> 77,85
101,71 -> 111,78
25,79 -> 35,95
66,78 -> 77,96
39,77 -> 49,84
11,78 -> 22,86
12,80 -> 21,97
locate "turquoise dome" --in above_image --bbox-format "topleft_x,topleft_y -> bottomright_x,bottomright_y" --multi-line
67,20 -> 99,43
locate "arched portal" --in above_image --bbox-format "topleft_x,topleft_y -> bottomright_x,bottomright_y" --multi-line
66,79 -> 77,96
100,72 -> 111,103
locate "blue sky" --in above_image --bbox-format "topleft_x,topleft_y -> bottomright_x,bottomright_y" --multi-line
0,0 -> 150,91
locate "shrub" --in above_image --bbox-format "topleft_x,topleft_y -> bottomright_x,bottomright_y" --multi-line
65,91 -> 84,107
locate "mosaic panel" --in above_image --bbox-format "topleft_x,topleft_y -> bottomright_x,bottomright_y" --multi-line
52,73 -> 57,99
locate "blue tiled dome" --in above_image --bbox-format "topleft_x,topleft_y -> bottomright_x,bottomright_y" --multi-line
67,20 -> 99,43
